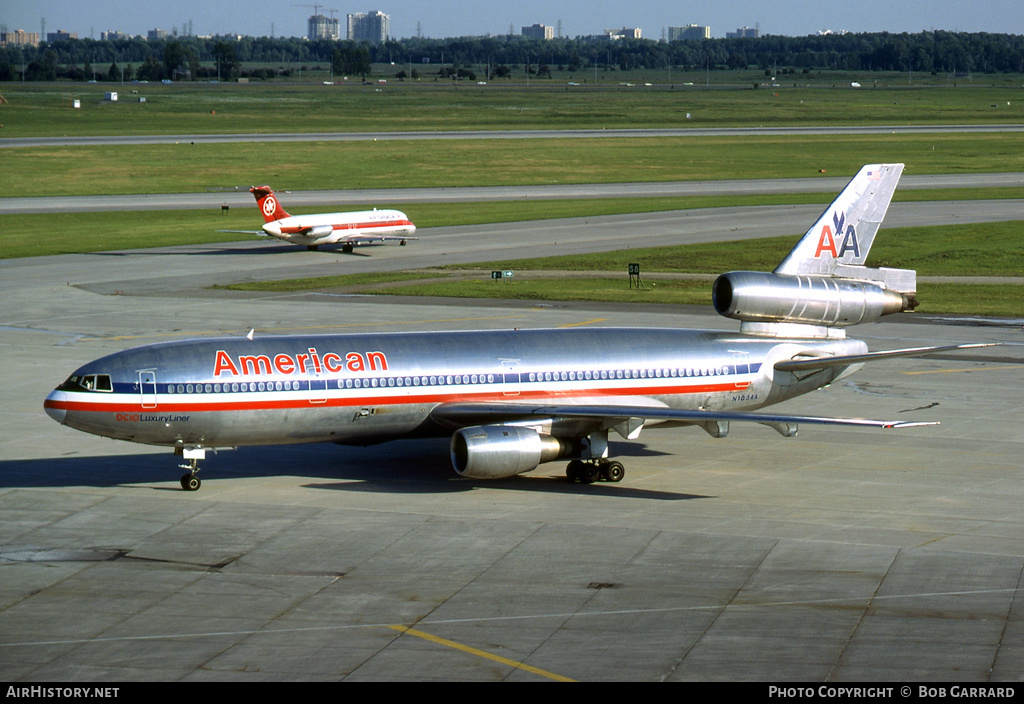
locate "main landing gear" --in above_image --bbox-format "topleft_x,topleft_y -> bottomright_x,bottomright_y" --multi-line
566,458 -> 625,484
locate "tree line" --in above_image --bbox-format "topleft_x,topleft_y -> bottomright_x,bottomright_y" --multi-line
2,31 -> 1022,82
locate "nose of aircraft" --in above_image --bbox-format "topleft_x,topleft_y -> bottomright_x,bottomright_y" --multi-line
44,390 -> 67,424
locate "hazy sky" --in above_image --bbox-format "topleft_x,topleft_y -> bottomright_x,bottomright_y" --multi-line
4,0 -> 1022,40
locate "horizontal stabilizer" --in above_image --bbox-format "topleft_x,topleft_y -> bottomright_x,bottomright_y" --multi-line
774,343 -> 998,372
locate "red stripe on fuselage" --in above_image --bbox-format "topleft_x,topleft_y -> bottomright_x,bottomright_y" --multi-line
278,219 -> 414,235
48,381 -> 750,415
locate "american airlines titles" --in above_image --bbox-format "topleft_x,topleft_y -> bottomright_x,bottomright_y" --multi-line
213,348 -> 388,378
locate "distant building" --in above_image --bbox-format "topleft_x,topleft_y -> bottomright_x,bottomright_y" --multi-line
101,30 -> 129,41
522,24 -> 553,40
347,10 -> 390,43
0,29 -> 39,47
46,29 -> 78,42
727,27 -> 759,38
308,14 -> 340,41
604,27 -> 641,40
668,25 -> 710,41
147,29 -> 167,41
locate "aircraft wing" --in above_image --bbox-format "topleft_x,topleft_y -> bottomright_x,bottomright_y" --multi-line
336,233 -> 418,245
216,229 -> 270,236
429,401 -> 936,435
774,343 -> 997,372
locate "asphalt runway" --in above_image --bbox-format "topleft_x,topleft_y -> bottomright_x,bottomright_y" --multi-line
3,173 -> 1024,214
2,209 -> 1023,681
3,124 -> 1022,149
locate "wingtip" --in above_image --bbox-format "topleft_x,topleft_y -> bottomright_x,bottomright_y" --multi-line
884,420 -> 940,429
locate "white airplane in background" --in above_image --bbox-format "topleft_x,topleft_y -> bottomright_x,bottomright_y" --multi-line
227,186 -> 417,252
47,164 -> 992,491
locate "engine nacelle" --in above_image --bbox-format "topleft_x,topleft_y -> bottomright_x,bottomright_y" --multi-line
712,271 -> 911,327
451,425 -> 573,479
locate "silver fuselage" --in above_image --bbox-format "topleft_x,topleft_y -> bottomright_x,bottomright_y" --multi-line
44,327 -> 866,449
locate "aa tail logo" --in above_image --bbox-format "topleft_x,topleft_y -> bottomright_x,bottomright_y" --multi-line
773,163 -> 903,276
814,211 -> 860,259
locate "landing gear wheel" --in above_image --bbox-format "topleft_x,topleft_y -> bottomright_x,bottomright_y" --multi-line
567,459 -> 598,483
180,473 -> 201,491
566,459 -> 585,482
601,461 -> 625,483
567,459 -> 625,484
577,463 -> 599,484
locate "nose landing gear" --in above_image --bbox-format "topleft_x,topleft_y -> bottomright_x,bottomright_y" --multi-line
180,469 -> 201,491
175,446 -> 206,491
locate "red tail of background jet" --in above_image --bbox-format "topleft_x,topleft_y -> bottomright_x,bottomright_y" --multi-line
250,186 -> 291,223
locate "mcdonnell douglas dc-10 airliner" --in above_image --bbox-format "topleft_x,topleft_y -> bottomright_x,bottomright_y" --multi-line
45,164 -> 986,490
222,186 -> 417,252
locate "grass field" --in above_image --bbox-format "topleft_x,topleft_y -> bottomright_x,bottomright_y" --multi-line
2,78 -> 1022,137
3,79 -> 1021,315
252,275 -> 1023,318
220,221 -> 1024,317
5,132 -> 1024,198
4,80 -> 1022,199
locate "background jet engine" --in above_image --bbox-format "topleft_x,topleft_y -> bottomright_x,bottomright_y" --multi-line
451,425 -> 575,479
712,271 -> 911,327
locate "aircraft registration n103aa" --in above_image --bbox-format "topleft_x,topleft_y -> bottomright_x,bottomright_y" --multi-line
220,186 -> 417,252
45,164 -> 989,491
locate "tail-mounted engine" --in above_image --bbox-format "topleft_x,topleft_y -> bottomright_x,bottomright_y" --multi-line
712,271 -> 915,328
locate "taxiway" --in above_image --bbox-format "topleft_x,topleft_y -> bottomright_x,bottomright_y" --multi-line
1,211 -> 1022,681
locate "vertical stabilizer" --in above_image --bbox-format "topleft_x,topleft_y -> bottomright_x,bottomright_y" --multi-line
250,186 -> 291,223
774,164 -> 904,276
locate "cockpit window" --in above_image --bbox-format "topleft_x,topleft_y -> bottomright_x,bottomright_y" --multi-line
58,374 -> 113,392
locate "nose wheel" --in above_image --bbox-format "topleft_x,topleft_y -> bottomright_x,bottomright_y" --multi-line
177,452 -> 204,491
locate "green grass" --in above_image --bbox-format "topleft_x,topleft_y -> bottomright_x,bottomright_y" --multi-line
446,221 -> 1024,277
2,80 -> 1022,138
3,80 -> 1020,315
3,80 -> 1023,200
225,271 -> 1024,318
914,283 -> 1024,316
0,210 -> 255,259
4,132 -> 1024,198
220,221 -> 1024,316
